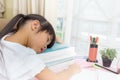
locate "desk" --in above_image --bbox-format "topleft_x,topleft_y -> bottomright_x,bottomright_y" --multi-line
70,58 -> 120,80
33,43 -> 120,80
32,57 -> 120,80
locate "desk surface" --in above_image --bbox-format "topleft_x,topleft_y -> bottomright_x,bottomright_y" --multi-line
71,58 -> 120,80
33,58 -> 120,80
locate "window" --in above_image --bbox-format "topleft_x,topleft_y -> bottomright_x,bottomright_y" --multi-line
62,0 -> 120,56
55,0 -> 66,40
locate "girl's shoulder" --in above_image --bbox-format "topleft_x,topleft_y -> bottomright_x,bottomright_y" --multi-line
1,33 -> 36,55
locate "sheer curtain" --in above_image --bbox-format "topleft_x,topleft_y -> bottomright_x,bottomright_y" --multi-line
64,0 -> 120,56
13,0 -> 45,16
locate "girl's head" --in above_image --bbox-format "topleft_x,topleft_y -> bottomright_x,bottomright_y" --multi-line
0,14 -> 56,53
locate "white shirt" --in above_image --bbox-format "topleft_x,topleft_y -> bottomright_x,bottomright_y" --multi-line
0,34 -> 46,80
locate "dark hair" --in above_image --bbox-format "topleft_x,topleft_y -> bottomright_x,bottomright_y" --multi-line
0,14 -> 56,48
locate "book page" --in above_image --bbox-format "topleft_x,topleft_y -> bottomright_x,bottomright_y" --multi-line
39,47 -> 76,63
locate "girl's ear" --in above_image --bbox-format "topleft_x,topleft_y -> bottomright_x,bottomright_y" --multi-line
31,20 -> 40,31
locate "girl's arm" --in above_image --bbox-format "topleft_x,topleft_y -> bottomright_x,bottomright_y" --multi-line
35,64 -> 80,80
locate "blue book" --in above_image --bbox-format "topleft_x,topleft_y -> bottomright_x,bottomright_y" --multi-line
42,42 -> 68,53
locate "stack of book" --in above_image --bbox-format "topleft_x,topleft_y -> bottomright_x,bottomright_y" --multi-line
38,43 -> 76,72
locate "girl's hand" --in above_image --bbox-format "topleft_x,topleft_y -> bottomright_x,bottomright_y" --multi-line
56,36 -> 63,44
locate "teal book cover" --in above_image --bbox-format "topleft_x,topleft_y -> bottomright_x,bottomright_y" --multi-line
43,42 -> 68,53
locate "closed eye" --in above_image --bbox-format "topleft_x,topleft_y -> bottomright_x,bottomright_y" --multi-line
46,37 -> 51,45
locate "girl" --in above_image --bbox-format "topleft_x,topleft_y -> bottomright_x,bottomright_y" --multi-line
0,14 -> 80,80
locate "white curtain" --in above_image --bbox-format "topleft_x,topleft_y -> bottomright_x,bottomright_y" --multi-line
0,0 -> 5,17
13,0 -> 45,16
64,0 -> 120,56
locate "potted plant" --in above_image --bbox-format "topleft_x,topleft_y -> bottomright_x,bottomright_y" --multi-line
100,48 -> 117,67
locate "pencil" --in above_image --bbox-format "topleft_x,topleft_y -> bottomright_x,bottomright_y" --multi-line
94,64 -> 119,74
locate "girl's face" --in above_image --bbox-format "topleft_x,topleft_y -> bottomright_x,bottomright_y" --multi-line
28,31 -> 52,53
24,20 -> 53,53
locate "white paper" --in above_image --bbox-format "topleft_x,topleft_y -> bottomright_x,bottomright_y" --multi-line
70,69 -> 120,80
39,47 -> 76,63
